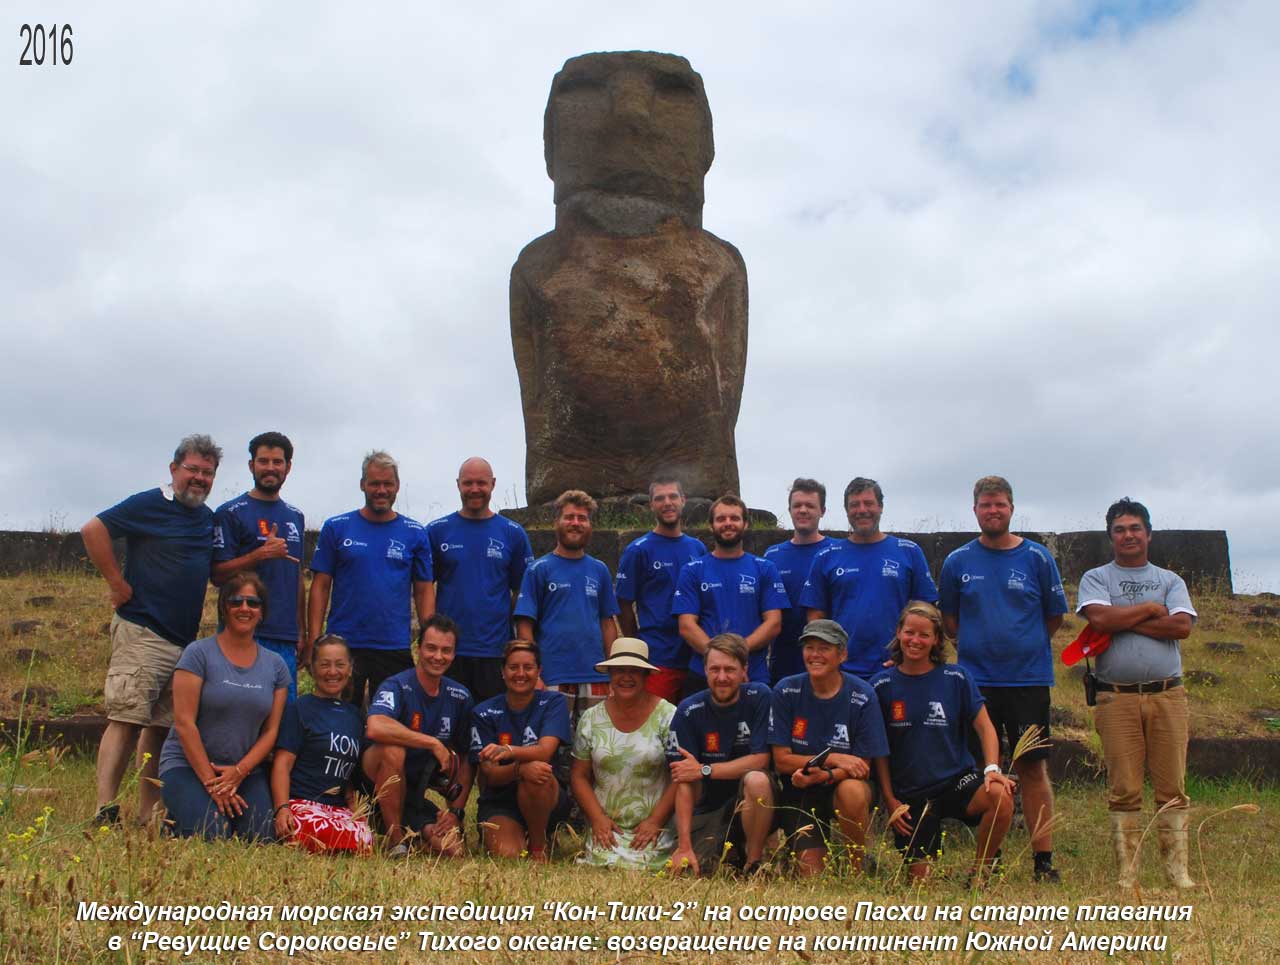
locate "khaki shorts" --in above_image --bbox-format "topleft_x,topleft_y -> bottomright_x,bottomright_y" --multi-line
104,615 -> 183,727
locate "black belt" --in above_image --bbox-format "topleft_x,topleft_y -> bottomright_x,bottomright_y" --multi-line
1095,676 -> 1182,694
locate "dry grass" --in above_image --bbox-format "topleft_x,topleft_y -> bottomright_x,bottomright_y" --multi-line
0,753 -> 1275,962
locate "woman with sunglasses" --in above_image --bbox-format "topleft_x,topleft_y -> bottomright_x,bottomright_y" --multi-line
270,635 -> 373,853
158,572 -> 289,839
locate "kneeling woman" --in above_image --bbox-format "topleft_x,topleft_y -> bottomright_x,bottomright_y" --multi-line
270,635 -> 373,853
871,601 -> 1015,881
159,573 -> 290,839
469,641 -> 571,860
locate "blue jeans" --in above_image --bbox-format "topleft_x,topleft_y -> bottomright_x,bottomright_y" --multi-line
161,766 -> 275,841
259,637 -> 298,702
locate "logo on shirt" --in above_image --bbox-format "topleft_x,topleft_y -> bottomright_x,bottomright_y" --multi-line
705,732 -> 721,753
835,567 -> 859,578
891,700 -> 906,722
1118,579 -> 1161,602
499,731 -> 513,746
831,724 -> 850,749
664,731 -> 681,755
387,539 -> 406,561
700,582 -> 723,592
881,559 -> 901,578
652,560 -> 664,570
523,726 -> 539,745
487,537 -> 505,559
439,542 -> 456,552
439,716 -> 452,739
792,718 -> 808,740
213,526 -> 225,549
1007,569 -> 1027,590
258,519 -> 271,537
739,574 -> 757,595
410,712 -> 422,731
342,538 -> 368,548
960,572 -> 983,583
926,702 -> 948,726
371,691 -> 396,712
585,576 -> 599,598
285,522 -> 301,542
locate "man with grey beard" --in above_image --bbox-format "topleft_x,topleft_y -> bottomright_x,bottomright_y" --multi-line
81,434 -> 222,827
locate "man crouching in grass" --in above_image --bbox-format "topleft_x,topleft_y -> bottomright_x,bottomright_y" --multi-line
361,614 -> 474,857
769,619 -> 889,875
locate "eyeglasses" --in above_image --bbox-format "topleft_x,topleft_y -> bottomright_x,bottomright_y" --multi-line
179,464 -> 216,480
228,596 -> 263,609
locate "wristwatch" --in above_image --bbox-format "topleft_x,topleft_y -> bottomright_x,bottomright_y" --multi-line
700,763 -> 712,778
448,806 -> 465,821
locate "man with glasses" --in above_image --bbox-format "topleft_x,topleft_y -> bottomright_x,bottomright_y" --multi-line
81,434 -> 223,827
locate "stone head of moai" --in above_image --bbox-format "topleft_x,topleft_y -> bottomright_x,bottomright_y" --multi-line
544,51 -> 714,230
512,51 -> 747,506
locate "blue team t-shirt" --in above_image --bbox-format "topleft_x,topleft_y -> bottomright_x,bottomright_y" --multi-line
871,664 -> 985,799
799,537 -> 939,678
213,493 -> 305,644
667,682 -> 771,812
97,487 -> 214,647
468,690 -> 571,804
276,695 -> 365,806
514,553 -> 620,685
367,670 -> 473,776
671,554 -> 790,683
310,511 -> 433,650
768,672 -> 890,762
764,537 -> 839,681
615,532 -> 708,670
427,513 -> 534,658
938,539 -> 1068,687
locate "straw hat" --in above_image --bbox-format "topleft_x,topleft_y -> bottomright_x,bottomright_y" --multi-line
595,637 -> 658,674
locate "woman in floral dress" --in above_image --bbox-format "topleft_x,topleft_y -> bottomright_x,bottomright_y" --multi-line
570,639 -> 677,870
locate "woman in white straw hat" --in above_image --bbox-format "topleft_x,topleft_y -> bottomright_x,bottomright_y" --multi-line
570,638 -> 677,869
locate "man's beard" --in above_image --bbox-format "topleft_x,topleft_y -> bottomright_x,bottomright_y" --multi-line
713,531 -> 742,550
175,486 -> 209,508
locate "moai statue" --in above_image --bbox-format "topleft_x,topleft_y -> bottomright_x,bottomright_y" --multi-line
511,51 -> 748,505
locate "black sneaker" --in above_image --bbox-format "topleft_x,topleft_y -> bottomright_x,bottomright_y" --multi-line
1033,862 -> 1062,884
94,804 -> 121,827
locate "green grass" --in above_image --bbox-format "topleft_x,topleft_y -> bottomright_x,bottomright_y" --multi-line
0,753 -> 1275,962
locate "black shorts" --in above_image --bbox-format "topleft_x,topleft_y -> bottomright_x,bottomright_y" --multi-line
893,769 -> 983,861
976,685 -> 1052,764
450,655 -> 506,704
351,648 -> 414,709
476,785 -> 571,834
686,774 -> 779,872
777,778 -> 874,853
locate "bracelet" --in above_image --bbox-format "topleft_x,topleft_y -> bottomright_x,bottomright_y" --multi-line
273,804 -> 290,816
448,807 -> 465,821
983,764 -> 1001,776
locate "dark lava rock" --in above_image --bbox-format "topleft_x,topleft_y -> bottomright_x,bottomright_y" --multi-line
26,595 -> 56,608
1245,619 -> 1278,634
14,648 -> 51,663
12,686 -> 56,704
1249,604 -> 1280,618
10,619 -> 42,635
1184,669 -> 1222,687
1206,641 -> 1246,655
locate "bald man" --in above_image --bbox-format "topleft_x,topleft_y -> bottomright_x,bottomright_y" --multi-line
427,458 -> 535,700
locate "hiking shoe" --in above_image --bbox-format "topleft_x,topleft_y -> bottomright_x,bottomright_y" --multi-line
94,804 -> 121,827
1033,862 -> 1062,884
387,842 -> 411,859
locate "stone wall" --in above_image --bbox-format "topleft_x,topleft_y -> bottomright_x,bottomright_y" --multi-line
0,527 -> 1232,592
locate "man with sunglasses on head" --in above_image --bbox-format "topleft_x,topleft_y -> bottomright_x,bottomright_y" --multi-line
81,434 -> 223,827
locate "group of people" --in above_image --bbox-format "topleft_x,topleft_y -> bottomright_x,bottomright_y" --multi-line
82,432 -> 1199,888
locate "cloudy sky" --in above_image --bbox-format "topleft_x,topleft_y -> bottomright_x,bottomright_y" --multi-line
4,1 -> 1276,589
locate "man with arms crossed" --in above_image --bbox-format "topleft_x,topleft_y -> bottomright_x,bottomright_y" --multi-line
212,431 -> 306,699
1077,498 -> 1197,889
81,434 -> 221,826
616,476 -> 707,702
764,478 -> 838,684
667,633 -> 774,876
428,457 -> 534,702
802,476 -> 937,679
769,619 -> 889,875
673,494 -> 788,688
939,475 -> 1068,882
309,451 -> 434,707
515,490 -> 620,726
362,614 -> 473,856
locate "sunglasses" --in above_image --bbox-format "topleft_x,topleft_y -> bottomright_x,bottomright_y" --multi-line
228,595 -> 263,609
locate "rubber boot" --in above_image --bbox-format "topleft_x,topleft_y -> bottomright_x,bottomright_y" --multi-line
1109,811 -> 1143,889
1156,810 -> 1195,890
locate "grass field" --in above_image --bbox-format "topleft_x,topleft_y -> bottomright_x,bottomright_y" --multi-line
0,753 -> 1275,963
